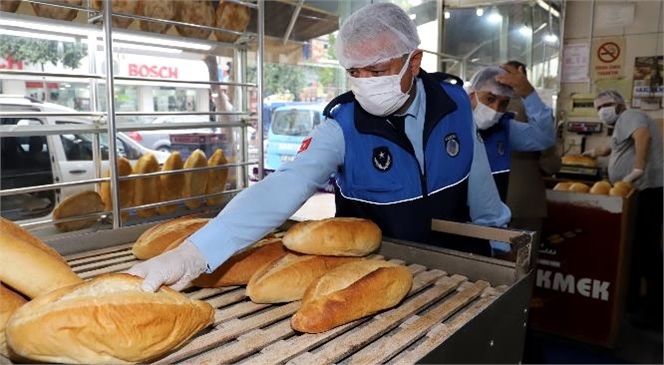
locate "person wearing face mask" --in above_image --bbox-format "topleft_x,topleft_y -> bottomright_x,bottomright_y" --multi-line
126,2 -> 511,292
583,90 -> 663,329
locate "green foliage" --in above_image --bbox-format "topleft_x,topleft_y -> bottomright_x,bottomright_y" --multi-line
263,63 -> 306,100
0,36 -> 87,69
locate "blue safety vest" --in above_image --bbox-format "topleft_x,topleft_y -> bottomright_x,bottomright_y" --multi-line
478,113 -> 512,201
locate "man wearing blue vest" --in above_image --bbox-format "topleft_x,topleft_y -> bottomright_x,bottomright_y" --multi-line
128,2 -> 511,292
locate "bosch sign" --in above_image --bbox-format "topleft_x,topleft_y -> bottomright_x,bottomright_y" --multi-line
128,64 -> 178,79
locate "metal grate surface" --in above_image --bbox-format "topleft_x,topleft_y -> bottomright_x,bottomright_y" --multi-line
64,244 -> 509,364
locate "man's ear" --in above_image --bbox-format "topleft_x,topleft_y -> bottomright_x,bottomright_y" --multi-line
409,49 -> 424,74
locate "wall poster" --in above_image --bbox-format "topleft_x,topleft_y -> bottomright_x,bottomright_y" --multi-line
632,55 -> 663,110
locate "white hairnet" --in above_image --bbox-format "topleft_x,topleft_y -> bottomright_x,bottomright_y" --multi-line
465,66 -> 515,98
335,2 -> 420,69
594,90 -> 626,108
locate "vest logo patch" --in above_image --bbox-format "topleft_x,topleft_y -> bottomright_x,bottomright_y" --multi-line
497,140 -> 505,156
372,146 -> 392,172
444,133 -> 460,157
298,137 -> 312,153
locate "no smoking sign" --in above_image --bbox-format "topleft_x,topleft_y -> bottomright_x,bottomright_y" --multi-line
597,42 -> 620,63
592,37 -> 625,80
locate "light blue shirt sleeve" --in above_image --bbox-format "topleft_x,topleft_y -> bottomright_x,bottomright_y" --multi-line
188,119 -> 345,271
509,91 -> 555,151
467,124 -> 512,227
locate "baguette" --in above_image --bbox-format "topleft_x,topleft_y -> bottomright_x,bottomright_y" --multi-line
132,217 -> 209,260
0,231 -> 82,299
192,238 -> 287,288
283,217 -> 382,256
246,253 -> 360,303
0,284 -> 27,358
205,148 -> 229,206
291,260 -> 413,333
52,190 -> 104,232
100,157 -> 134,222
157,151 -> 185,215
133,153 -> 160,218
5,273 -> 214,364
183,149 -> 208,210
0,217 -> 66,264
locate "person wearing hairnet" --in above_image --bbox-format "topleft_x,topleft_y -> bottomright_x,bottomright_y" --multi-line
584,90 -> 663,329
127,2 -> 511,292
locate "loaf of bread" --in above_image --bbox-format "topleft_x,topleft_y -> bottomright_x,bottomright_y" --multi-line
92,0 -> 138,28
5,273 -> 214,364
157,151 -> 185,215
174,0 -> 214,39
100,157 -> 134,222
553,182 -> 571,191
0,217 -> 66,264
136,0 -> 176,34
214,0 -> 251,43
184,149 -> 208,210
192,238 -> 287,288
52,190 -> 104,232
283,217 -> 382,256
291,260 -> 413,333
0,284 -> 27,358
609,181 -> 632,197
568,182 -> 590,193
132,217 -> 209,260
31,0 -> 80,20
589,181 -> 611,195
0,231 -> 82,299
133,153 -> 160,218
206,148 -> 229,206
246,253 -> 360,303
0,0 -> 20,13
562,154 -> 597,168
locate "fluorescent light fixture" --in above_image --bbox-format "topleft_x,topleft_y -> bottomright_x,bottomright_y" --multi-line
0,18 -> 90,36
476,8 -> 484,16
536,0 -> 560,18
544,33 -> 558,43
519,25 -> 532,37
113,42 -> 182,54
113,31 -> 212,51
0,28 -> 75,42
444,11 -> 451,19
488,12 -> 502,24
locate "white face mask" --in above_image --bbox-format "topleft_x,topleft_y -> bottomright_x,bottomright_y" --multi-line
473,94 -> 503,130
349,52 -> 415,117
598,106 -> 618,125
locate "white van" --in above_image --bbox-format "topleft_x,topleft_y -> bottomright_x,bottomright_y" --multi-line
0,96 -> 169,223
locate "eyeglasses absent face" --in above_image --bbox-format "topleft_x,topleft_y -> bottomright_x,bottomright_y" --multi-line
596,102 -> 617,111
476,90 -> 511,112
346,54 -> 409,78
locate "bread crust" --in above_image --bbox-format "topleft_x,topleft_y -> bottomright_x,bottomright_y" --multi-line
192,238 -> 287,288
32,0 -> 80,21
132,217 -> 209,260
5,273 -> 214,364
0,217 -> 66,263
246,253 -> 360,303
214,0 -> 251,43
568,182 -> 590,193
133,153 -> 160,218
0,284 -> 27,358
184,149 -> 208,210
291,260 -> 412,333
590,181 -> 611,195
562,154 -> 597,168
553,182 -> 571,191
174,0 -> 214,39
157,152 -> 185,215
52,190 -> 105,232
100,157 -> 134,222
136,0 -> 176,34
93,0 -> 138,28
206,148 -> 229,206
283,218 -> 382,256
0,231 -> 82,299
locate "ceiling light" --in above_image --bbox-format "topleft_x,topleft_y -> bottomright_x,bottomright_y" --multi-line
488,12 -> 502,24
544,33 -> 558,43
519,25 -> 532,37
113,42 -> 182,54
0,28 -> 75,42
536,0 -> 560,18
476,8 -> 484,16
444,11 -> 451,19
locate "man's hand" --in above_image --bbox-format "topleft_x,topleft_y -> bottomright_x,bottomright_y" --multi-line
126,240 -> 208,292
496,64 -> 535,98
623,168 -> 644,184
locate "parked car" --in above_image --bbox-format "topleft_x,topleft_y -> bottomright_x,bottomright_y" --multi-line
0,95 -> 169,223
127,114 -> 218,153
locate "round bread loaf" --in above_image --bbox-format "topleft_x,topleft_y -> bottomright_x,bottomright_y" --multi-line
562,154 -> 597,167
133,153 -> 160,218
283,217 -> 382,256
568,182 -> 590,193
184,149 -> 208,210
52,190 -> 104,232
291,260 -> 413,333
0,231 -> 82,299
93,0 -> 138,28
5,273 -> 214,364
100,157 -> 134,222
157,152 -> 185,215
32,0 -> 80,21
214,0 -> 251,43
0,284 -> 27,358
174,0 -> 214,39
132,217 -> 209,260
206,148 -> 229,206
0,217 -> 66,264
0,0 -> 21,13
192,238 -> 287,288
553,182 -> 572,191
609,181 -> 632,197
589,181 -> 611,195
137,0 -> 176,34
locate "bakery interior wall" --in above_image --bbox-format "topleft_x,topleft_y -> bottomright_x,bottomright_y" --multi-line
558,0 -> 664,172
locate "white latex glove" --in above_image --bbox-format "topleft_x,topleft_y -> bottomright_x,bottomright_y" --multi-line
126,239 -> 208,292
622,168 -> 644,184
581,149 -> 596,158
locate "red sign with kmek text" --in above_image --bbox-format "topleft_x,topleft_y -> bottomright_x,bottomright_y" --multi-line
128,64 -> 178,79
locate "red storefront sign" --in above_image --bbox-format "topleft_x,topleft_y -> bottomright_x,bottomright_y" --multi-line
0,55 -> 24,70
128,64 -> 178,79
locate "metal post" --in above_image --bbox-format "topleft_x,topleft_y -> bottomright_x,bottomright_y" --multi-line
256,0 -> 265,181
87,0 -> 102,189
